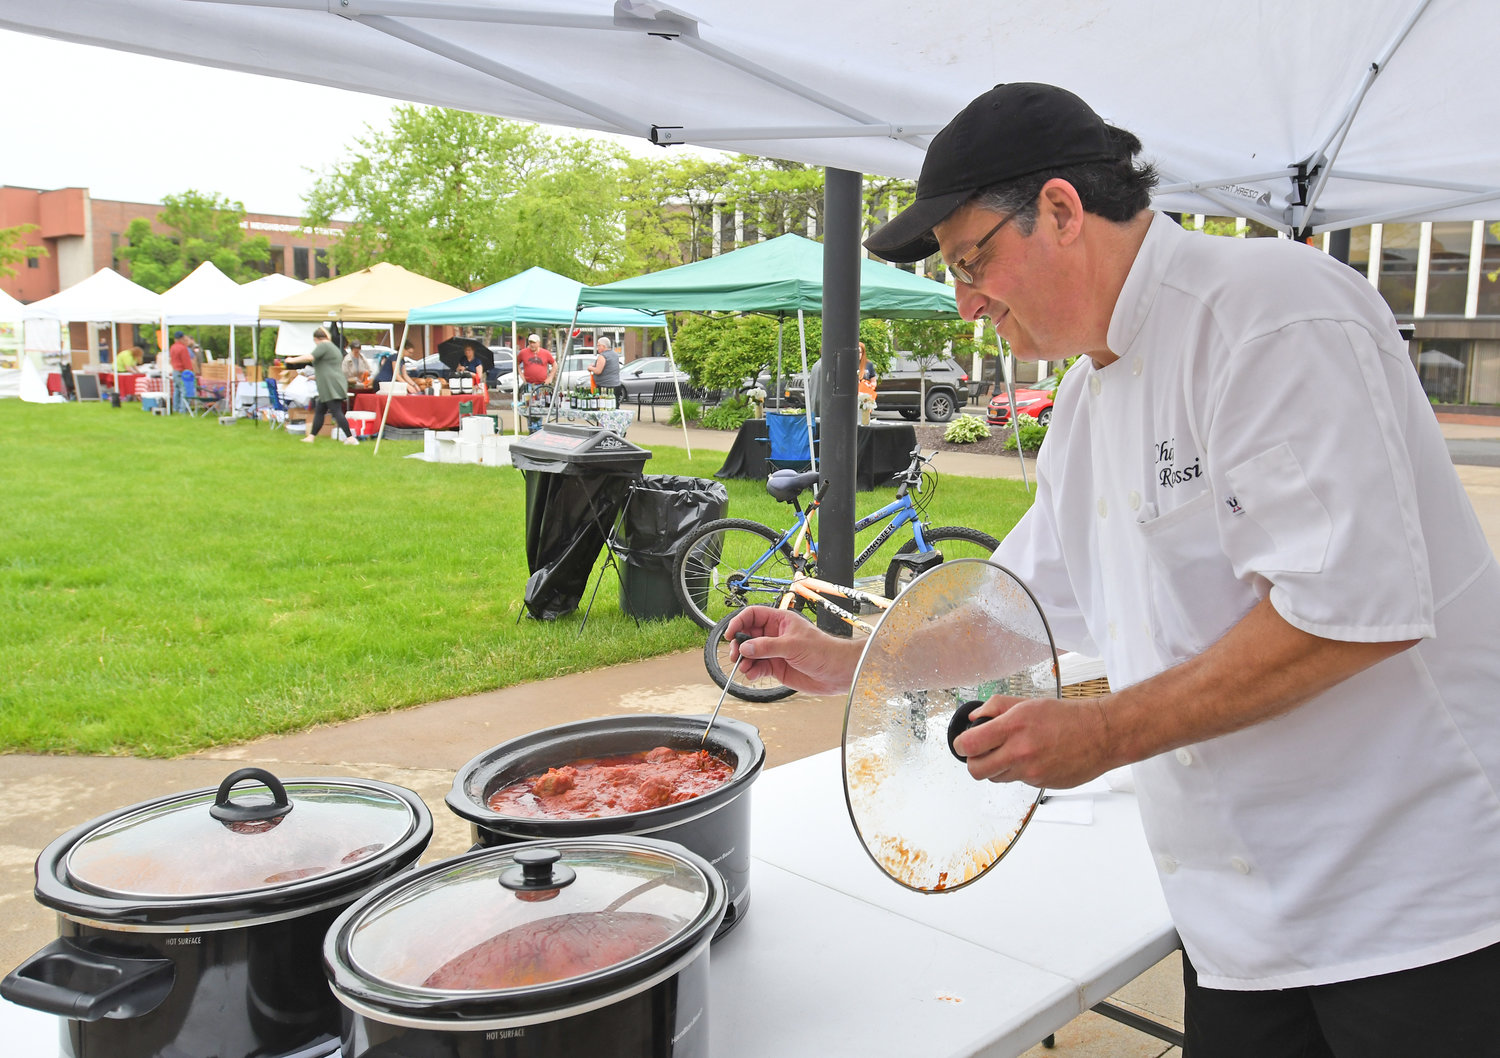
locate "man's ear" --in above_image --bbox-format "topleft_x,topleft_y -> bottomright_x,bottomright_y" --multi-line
1038,178 -> 1085,246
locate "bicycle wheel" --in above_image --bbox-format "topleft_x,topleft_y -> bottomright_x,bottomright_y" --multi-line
673,518 -> 801,630
704,613 -> 798,702
884,525 -> 1002,600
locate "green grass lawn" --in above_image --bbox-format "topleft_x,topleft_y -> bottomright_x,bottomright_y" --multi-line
0,401 -> 1034,757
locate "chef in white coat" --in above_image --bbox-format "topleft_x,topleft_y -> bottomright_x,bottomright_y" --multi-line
726,83 -> 1500,1057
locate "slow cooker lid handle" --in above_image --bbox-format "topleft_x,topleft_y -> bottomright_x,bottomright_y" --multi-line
499,847 -> 576,893
209,767 -> 295,824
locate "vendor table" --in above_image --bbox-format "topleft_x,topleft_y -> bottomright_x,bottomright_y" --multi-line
47,371 -> 139,398
351,389 -> 489,430
716,419 -> 918,490
1,748 -> 1175,1058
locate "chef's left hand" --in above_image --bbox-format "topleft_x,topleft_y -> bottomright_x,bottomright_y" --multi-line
952,695 -> 1115,790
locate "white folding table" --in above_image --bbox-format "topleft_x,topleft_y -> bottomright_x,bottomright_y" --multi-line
2,749 -> 1178,1057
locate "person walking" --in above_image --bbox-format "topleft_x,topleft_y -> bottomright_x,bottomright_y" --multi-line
284,327 -> 358,445
168,330 -> 195,414
727,82 -> 1500,1057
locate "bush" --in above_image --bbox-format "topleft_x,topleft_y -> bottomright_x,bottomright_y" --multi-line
943,414 -> 990,445
667,398 -> 701,426
700,395 -> 753,431
1001,413 -> 1048,452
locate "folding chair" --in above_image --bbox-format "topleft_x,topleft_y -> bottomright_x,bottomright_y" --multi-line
766,412 -> 817,473
263,378 -> 291,431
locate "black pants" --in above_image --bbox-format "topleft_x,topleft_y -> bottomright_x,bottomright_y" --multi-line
309,398 -> 351,438
614,384 -> 627,404
1182,940 -> 1500,1057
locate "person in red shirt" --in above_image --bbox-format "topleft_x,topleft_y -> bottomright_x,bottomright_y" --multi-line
517,333 -> 555,386
168,331 -> 196,414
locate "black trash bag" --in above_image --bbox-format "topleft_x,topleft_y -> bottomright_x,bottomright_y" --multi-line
616,475 -> 729,621
520,470 -> 637,621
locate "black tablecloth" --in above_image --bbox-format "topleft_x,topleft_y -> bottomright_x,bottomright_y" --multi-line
714,420 -> 916,491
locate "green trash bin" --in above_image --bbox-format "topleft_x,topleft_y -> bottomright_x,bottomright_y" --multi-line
616,475 -> 729,620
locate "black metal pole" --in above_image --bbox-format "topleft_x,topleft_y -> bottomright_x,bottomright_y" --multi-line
819,167 -> 861,635
1327,228 -> 1352,266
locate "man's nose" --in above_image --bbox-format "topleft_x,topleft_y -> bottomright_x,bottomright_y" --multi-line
954,282 -> 989,322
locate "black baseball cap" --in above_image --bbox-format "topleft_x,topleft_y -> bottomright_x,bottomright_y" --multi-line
865,83 -> 1121,263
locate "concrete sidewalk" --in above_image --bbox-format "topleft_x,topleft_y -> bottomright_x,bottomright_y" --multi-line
6,414 -> 1500,1057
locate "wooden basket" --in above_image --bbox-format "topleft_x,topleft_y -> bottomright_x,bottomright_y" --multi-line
1060,676 -> 1111,699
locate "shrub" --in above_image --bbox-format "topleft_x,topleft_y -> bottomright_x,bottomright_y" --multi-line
667,398 -> 701,426
700,395 -> 753,431
943,414 -> 990,445
1000,413 -> 1048,452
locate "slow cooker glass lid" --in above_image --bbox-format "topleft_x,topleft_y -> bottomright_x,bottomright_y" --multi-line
66,779 -> 419,899
345,842 -> 713,993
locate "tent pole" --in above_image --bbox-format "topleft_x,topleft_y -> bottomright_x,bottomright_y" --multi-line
1000,329 -> 1030,492
662,318 -> 692,459
511,316 -> 520,436
161,313 -> 171,415
796,309 -> 814,474
252,324 -> 260,427
228,325 -> 236,419
373,318 -> 409,455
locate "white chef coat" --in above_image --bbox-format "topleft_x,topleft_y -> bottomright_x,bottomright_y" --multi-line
997,213 -> 1500,990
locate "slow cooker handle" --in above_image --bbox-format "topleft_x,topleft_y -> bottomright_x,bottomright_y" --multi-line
210,767 -> 295,823
1,938 -> 174,1022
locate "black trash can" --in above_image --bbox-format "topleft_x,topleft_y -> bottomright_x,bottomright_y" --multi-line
509,424 -> 653,621
616,475 -> 729,620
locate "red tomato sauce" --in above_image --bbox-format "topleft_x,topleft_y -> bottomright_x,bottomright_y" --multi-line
487,746 -> 733,819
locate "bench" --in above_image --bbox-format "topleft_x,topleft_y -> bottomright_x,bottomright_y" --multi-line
627,378 -> 682,422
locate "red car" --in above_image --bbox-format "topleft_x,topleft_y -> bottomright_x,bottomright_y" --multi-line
987,374 -> 1060,426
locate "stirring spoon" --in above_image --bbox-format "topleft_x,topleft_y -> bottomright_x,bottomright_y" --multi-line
703,633 -> 751,747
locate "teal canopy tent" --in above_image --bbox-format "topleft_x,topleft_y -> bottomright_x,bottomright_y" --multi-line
578,234 -> 958,318
579,233 -> 962,471
409,266 -> 665,437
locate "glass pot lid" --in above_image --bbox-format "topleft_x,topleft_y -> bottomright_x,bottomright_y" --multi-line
842,559 -> 1058,892
65,768 -> 422,899
341,839 -> 718,995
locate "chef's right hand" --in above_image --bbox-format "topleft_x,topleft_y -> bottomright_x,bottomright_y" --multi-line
724,606 -> 861,696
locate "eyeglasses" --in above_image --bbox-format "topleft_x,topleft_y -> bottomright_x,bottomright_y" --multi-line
948,212 -> 1015,285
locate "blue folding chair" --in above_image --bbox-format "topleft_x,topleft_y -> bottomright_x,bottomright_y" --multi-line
263,377 -> 291,431
766,412 -> 817,473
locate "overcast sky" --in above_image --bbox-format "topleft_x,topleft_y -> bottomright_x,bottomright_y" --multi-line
1,29 -> 703,220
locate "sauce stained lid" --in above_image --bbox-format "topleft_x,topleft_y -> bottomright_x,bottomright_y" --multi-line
338,838 -> 722,998
65,769 -> 422,899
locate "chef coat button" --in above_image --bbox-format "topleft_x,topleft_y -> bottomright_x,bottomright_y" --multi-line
1157,854 -> 1178,875
1132,358 -> 1144,377
1174,748 -> 1194,767
1128,490 -> 1142,511
1097,497 -> 1108,518
1230,857 -> 1252,875
1089,376 -> 1102,396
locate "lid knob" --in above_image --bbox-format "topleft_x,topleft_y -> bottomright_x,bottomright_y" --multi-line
208,768 -> 294,824
499,847 -> 577,893
947,700 -> 987,762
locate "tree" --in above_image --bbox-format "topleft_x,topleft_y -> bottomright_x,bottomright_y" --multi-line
0,223 -> 46,279
618,155 -> 736,278
117,190 -> 270,292
304,106 -> 630,289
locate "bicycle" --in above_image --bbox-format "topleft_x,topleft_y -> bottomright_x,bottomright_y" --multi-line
703,574 -> 892,702
672,445 -> 1000,630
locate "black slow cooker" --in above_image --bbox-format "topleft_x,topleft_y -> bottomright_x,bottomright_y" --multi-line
324,836 -> 726,1057
445,715 -> 764,936
1,767 -> 432,1058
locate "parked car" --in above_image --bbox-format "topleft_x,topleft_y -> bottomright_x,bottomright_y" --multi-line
874,353 -> 968,423
556,352 -> 599,391
987,373 -> 1060,426
619,356 -> 691,398
488,346 -> 516,380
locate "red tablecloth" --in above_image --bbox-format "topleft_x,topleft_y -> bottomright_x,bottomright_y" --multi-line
47,372 -> 141,397
351,390 -> 489,430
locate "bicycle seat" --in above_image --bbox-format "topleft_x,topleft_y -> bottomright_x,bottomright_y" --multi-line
766,469 -> 820,503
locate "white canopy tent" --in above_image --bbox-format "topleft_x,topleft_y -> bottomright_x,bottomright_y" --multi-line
25,267 -> 170,404
161,261 -> 262,414
1,0 -> 1496,236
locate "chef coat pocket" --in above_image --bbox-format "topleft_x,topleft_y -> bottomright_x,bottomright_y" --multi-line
1137,491 -> 1252,660
1223,443 -> 1331,575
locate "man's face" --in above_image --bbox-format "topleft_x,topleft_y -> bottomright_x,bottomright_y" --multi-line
933,198 -> 1078,362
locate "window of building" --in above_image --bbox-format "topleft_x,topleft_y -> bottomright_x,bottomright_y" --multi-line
27,256 -> 40,269
1414,339 -> 1468,404
269,246 -> 286,275
1470,340 -> 1500,404
1477,222 -> 1500,317
293,246 -> 310,280
1347,226 -> 1372,278
1377,223 -> 1421,316
1425,221 -> 1472,316
314,248 -> 330,280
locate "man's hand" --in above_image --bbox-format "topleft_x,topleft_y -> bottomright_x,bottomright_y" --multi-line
952,695 -> 1115,789
724,606 -> 862,696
